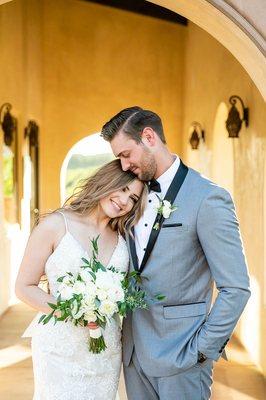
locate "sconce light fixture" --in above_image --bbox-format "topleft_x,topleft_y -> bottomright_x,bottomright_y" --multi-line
189,122 -> 205,150
24,120 -> 40,222
0,103 -> 17,146
24,120 -> 39,148
226,95 -> 249,138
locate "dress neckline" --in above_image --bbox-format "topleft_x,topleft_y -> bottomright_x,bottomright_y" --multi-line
65,231 -> 121,268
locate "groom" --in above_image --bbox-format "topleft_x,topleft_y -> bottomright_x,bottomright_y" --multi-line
101,106 -> 250,400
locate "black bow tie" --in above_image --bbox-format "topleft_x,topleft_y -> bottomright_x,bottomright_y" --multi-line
148,179 -> 161,193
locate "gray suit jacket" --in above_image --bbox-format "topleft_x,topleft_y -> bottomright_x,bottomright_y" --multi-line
123,162 -> 250,377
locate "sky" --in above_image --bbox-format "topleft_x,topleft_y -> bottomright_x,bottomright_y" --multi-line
70,133 -> 113,156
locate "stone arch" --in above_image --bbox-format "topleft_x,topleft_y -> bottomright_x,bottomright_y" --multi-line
149,0 -> 266,100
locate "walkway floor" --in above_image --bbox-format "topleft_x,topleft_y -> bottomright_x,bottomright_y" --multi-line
0,303 -> 265,399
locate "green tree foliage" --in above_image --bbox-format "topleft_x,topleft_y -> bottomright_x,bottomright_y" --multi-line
65,153 -> 114,197
3,153 -> 14,198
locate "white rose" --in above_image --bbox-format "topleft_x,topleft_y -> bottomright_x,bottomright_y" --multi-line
72,281 -> 87,295
85,281 -> 97,296
107,286 -> 125,302
162,200 -> 172,218
82,294 -> 96,308
111,271 -> 124,284
62,275 -> 72,285
95,270 -> 112,290
59,285 -> 73,300
79,269 -> 93,284
96,288 -> 108,301
84,310 -> 97,323
98,300 -> 118,317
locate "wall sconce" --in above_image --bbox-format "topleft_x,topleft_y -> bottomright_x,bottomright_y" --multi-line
24,120 -> 39,148
226,95 -> 249,138
24,120 -> 40,224
0,103 -> 17,146
189,122 -> 205,150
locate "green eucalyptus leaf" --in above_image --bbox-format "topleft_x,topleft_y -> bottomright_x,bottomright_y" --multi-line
89,271 -> 96,280
38,314 -> 46,324
47,302 -> 57,310
81,257 -> 90,265
43,313 -> 54,325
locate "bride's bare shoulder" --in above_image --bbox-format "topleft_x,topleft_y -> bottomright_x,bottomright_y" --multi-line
34,212 -> 66,237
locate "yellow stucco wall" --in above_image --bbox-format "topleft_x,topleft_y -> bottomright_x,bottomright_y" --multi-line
182,22 -> 266,375
0,0 -> 26,314
40,0 -> 185,210
1,0 -> 266,376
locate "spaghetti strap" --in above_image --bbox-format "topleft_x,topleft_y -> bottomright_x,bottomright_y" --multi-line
57,211 -> 69,233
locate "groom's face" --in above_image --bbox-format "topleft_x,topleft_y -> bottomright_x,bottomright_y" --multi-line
110,131 -> 156,181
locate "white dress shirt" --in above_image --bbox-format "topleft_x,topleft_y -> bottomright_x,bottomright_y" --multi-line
135,155 -> 180,266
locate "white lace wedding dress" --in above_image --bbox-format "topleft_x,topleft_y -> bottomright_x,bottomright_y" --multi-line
22,212 -> 129,400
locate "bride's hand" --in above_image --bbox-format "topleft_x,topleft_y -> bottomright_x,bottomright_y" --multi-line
87,322 -> 98,329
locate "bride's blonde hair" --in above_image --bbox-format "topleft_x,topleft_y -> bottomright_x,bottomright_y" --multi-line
38,159 -> 147,292
60,159 -> 147,235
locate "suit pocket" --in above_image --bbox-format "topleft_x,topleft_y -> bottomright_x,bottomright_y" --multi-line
161,223 -> 189,232
163,302 -> 206,319
162,223 -> 183,228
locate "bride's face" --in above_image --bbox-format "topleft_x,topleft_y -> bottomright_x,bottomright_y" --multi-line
99,179 -> 143,219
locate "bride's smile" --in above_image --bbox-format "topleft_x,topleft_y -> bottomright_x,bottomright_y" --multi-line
99,180 -> 143,219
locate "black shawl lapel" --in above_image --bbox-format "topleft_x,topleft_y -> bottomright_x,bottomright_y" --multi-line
138,159 -> 188,274
128,228 -> 139,271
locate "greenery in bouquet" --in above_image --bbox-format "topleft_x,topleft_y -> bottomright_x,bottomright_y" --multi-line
39,236 -> 164,353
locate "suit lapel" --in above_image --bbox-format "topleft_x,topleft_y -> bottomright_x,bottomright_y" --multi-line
127,228 -> 139,271
139,159 -> 189,274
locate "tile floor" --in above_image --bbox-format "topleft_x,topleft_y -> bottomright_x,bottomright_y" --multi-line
0,303 -> 265,400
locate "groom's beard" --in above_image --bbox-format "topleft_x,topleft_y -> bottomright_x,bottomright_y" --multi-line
137,149 -> 157,181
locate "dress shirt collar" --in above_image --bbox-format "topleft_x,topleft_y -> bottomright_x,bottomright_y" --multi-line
156,155 -> 180,192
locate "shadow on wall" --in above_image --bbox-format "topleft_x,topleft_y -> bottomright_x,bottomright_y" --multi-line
239,276 -> 261,369
211,102 -> 234,197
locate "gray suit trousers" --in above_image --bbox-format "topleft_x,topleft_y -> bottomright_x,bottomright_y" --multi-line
124,350 -> 213,400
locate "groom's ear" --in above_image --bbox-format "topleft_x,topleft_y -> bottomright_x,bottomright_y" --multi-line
141,127 -> 156,147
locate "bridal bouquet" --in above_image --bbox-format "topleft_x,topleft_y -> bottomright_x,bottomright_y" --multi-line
39,237 -> 164,353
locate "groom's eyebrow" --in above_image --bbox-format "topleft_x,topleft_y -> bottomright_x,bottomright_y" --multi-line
116,150 -> 129,158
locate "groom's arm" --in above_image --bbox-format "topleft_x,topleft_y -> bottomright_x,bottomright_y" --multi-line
196,186 -> 250,361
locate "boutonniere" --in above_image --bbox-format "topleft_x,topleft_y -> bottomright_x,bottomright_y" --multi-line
153,196 -> 178,230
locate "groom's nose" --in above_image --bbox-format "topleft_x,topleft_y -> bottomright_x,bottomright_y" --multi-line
121,158 -> 131,171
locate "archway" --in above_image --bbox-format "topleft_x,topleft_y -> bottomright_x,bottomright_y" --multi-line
60,133 -> 114,204
150,0 -> 266,100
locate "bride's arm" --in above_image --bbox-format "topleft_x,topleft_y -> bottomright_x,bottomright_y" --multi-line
15,214 -> 62,315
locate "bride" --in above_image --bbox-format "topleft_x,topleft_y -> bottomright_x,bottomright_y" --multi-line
15,159 -> 147,400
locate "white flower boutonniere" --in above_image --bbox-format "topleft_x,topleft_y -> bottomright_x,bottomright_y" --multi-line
153,197 -> 178,230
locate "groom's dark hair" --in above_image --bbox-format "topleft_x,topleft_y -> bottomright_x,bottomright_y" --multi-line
101,106 -> 166,144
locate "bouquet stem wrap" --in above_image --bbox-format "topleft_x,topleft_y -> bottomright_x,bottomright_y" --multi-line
88,327 -> 106,353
